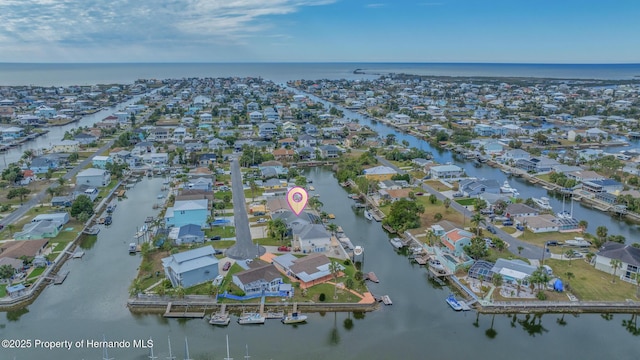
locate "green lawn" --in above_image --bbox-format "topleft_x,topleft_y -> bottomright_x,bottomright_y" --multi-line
27,267 -> 46,279
0,284 -> 6,297
517,230 -> 582,247
424,180 -> 454,192
205,226 -> 236,238
214,190 -> 232,200
52,242 -> 68,252
455,198 -> 476,206
545,258 -> 639,301
500,226 -> 517,234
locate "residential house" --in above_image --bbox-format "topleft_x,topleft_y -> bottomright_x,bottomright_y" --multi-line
232,263 -> 285,297
175,224 -> 205,245
293,224 -> 332,253
76,168 -> 111,187
165,199 -> 209,228
272,148 -> 295,162
51,195 -> 73,207
491,258 -> 537,285
91,155 -> 113,169
198,153 -> 217,167
295,147 -> 316,160
249,111 -> 263,122
379,188 -> 412,203
51,140 -> 79,153
459,179 -> 501,197
440,228 -> 473,257
505,203 -> 539,218
0,239 -> 49,262
73,133 -> 97,145
565,170 -> 605,183
162,246 -> 219,288
515,156 -> 560,173
272,253 -> 338,288
594,242 -> 640,284
258,123 -> 277,138
186,177 -> 213,192
582,179 -> 623,195
514,214 -> 559,233
29,155 -> 59,174
132,141 -> 156,155
429,164 -> 464,179
501,149 -> 530,164
319,145 -> 340,158
14,220 -> 61,240
277,137 -> 296,148
363,165 -> 397,181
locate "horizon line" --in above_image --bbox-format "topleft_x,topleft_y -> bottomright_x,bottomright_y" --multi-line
1,61 -> 640,66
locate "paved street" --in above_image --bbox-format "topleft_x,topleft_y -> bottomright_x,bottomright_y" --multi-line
225,158 -> 264,260
375,156 -> 543,260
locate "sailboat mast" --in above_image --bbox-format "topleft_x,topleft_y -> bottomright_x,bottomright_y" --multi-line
166,336 -> 176,360
184,337 -> 193,360
224,335 -> 233,360
148,337 -> 158,360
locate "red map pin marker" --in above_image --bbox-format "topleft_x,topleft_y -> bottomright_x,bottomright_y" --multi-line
287,186 -> 309,216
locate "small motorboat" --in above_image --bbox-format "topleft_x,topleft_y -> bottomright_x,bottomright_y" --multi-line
282,312 -> 308,324
446,294 -> 463,311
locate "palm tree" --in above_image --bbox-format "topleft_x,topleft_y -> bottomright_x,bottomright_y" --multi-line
174,285 -> 185,299
326,223 -> 338,237
443,198 -> 451,210
329,261 -> 341,299
610,259 -> 622,283
471,213 -> 485,236
565,249 -> 574,264
565,272 -> 575,290
596,226 -> 608,242
517,246 -> 523,255
578,220 -> 588,232
516,279 -> 522,297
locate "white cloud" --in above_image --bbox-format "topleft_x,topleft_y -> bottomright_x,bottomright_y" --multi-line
366,3 -> 385,8
0,0 -> 336,60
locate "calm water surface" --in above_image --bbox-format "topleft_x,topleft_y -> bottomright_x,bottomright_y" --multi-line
2,170 -> 639,360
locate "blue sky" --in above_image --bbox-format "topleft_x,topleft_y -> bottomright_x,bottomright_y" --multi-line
1,0 -> 638,63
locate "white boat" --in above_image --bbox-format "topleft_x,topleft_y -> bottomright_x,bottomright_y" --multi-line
557,197 -> 574,219
389,237 -> 404,249
238,312 -> 265,325
282,312 -> 308,324
500,180 -> 519,196
364,209 -> 373,221
208,313 -> 231,326
565,238 -> 591,247
446,294 -> 463,311
532,197 -> 552,210
429,259 -> 445,272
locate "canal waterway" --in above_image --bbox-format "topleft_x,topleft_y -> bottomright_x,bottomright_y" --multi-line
2,168 -> 639,360
301,91 -> 640,243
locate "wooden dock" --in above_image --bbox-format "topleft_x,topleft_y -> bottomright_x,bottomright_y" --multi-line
366,272 -> 379,283
163,302 -> 206,318
54,270 -> 69,285
381,295 -> 392,305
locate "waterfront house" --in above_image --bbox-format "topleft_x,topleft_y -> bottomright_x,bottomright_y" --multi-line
51,140 -> 79,153
76,168 -> 110,188
319,145 -> 340,158
141,152 -> 169,166
14,220 -> 61,240
594,242 -> 640,284
0,239 -> 49,262
513,215 -> 559,233
186,177 -> 213,192
1,126 -> 24,139
501,149 -> 530,164
429,164 -> 464,179
295,147 -> 317,160
272,148 -> 295,161
297,134 -> 318,148
232,263 -> 284,297
582,179 -> 623,195
91,155 -> 113,169
505,203 -> 539,218
459,179 -> 501,197
272,253 -> 338,289
515,156 -> 560,173
363,165 -> 397,181
293,223 -> 331,253
379,188 -> 412,203
165,199 -> 208,228
29,155 -> 60,174
564,170 -> 604,182
162,245 -> 219,288
440,228 -> 473,257
175,224 -> 205,245
73,186 -> 99,202
491,258 -> 537,285
73,133 -> 97,145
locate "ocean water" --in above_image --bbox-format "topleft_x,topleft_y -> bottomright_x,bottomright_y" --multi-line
0,62 -> 639,86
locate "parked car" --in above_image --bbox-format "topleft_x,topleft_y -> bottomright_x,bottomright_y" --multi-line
222,261 -> 231,271
210,236 -> 222,241
502,220 -> 513,226
486,226 -> 497,234
213,249 -> 223,255
546,240 -> 558,246
277,246 -> 291,252
257,218 -> 267,223
516,224 -> 525,231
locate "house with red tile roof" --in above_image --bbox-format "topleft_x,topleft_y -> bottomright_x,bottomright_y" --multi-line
440,228 -> 474,256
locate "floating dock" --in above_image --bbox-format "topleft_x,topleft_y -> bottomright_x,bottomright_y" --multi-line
381,295 -> 392,305
54,270 -> 70,285
366,272 -> 379,283
72,251 -> 85,259
163,302 -> 205,318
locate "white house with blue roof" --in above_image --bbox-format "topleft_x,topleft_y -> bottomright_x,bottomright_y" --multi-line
162,245 -> 219,288
165,199 -> 208,228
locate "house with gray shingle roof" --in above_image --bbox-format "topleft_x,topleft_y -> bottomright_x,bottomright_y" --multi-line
293,224 -> 331,253
272,253 -> 341,287
595,242 -> 640,283
162,245 -> 219,288
232,263 -> 284,297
